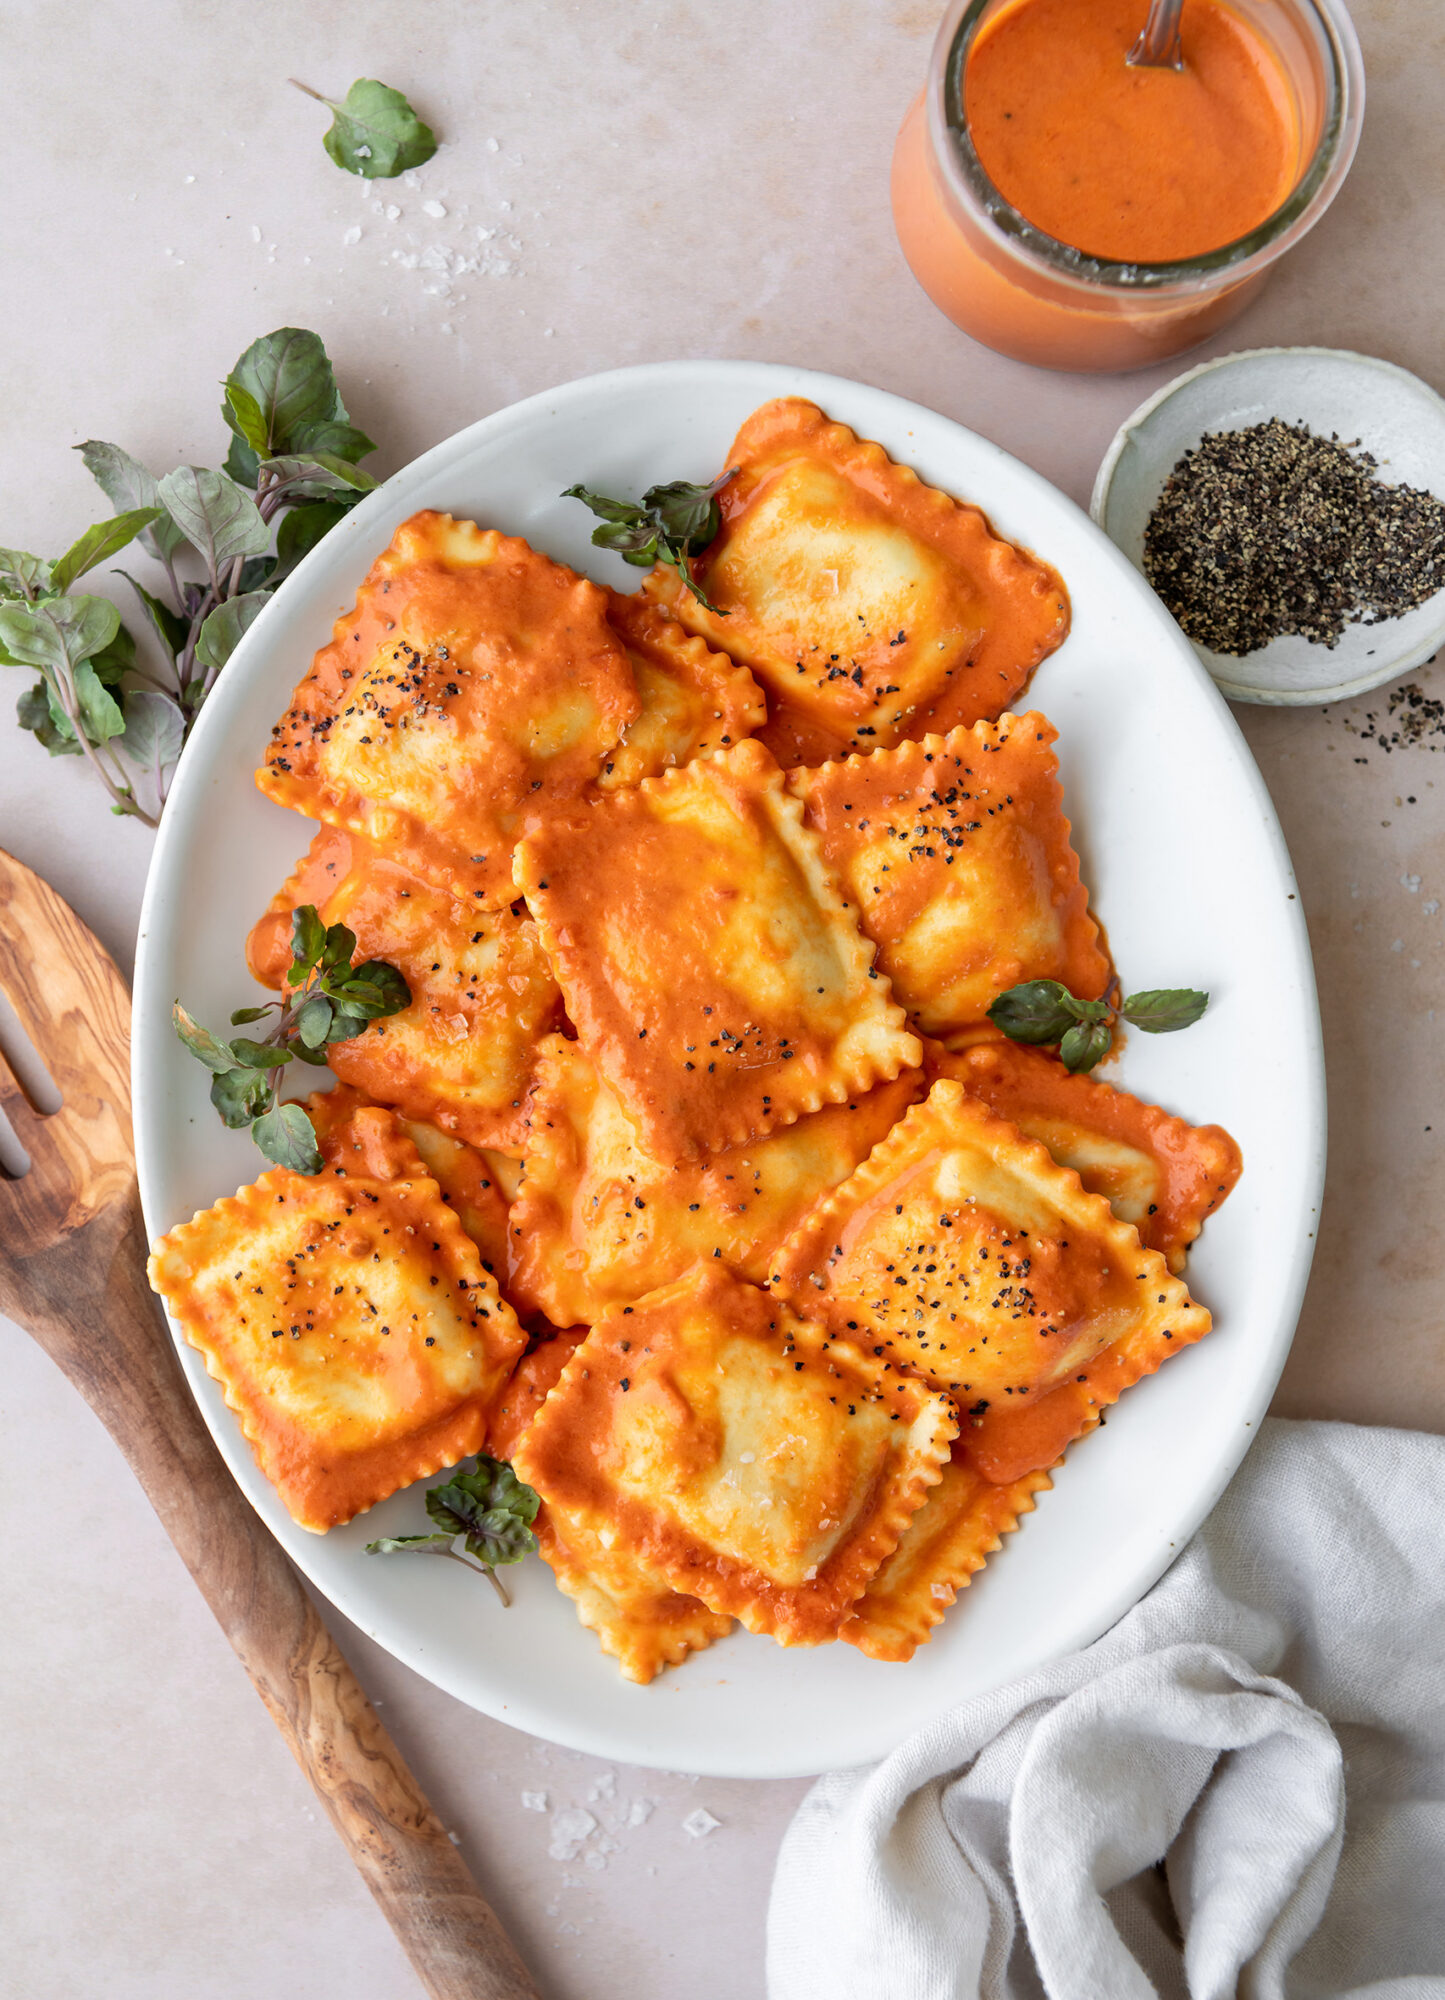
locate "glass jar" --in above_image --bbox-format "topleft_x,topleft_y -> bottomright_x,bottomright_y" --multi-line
891,0 -> 1365,374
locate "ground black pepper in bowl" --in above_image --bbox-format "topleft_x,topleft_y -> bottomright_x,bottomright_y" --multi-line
1142,418 -> 1445,656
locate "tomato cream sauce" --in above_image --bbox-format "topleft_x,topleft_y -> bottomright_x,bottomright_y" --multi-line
965,0 -> 1299,263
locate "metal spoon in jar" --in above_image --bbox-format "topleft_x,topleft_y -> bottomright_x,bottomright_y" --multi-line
1128,0 -> 1185,69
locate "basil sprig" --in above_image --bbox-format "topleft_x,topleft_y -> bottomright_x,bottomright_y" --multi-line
4,328 -> 375,825
173,905 -> 410,1171
987,979 -> 1208,1074
564,471 -> 736,614
367,1455 -> 541,1605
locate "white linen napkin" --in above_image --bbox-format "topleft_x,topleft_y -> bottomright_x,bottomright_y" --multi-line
768,1418 -> 1445,2000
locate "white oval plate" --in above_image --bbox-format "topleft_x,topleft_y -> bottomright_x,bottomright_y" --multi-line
134,360 -> 1324,1779
1091,345 -> 1445,706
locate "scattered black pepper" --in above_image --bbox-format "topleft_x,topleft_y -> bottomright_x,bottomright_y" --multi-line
1142,419 -> 1445,655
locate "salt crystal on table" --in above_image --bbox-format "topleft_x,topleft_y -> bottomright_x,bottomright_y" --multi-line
587,1771 -> 616,1803
423,199 -> 447,219
521,1791 -> 548,1812
548,1808 -> 597,1861
342,225 -> 361,246
682,1809 -> 721,1839
486,137 -> 499,152
621,1798 -> 654,1827
584,1852 -> 607,1872
249,225 -> 262,243
385,204 -> 401,221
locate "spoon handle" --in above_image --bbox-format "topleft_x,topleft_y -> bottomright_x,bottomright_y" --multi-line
1128,0 -> 1185,69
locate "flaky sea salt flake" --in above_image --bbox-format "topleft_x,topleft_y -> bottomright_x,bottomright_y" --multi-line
683,1808 -> 721,1839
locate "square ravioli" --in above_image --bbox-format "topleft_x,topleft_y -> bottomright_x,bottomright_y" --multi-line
789,714 -> 1111,1037
511,1265 -> 957,1646
515,738 -> 920,1161
642,397 -> 1069,763
769,1079 -> 1211,1483
841,1452 -> 1050,1662
247,825 -> 560,1151
491,1335 -> 733,1683
507,1033 -> 923,1324
595,591 -> 766,790
925,1039 -> 1242,1275
147,1104 -> 526,1532
256,511 -> 639,908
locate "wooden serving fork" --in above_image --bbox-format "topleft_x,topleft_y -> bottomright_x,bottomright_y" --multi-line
0,849 -> 541,2000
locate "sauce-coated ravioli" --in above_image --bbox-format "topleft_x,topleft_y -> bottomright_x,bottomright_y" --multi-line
790,713 -> 1111,1036
515,738 -> 920,1161
924,1039 -> 1242,1274
248,826 -> 559,1151
769,1080 -> 1211,1482
491,1335 -> 733,1683
147,1104 -> 525,1531
507,1033 -> 923,1325
512,1265 -> 956,1646
595,591 -> 766,790
643,398 -> 1069,764
257,511 -> 639,907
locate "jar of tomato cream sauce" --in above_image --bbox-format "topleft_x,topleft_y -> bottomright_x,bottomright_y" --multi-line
891,0 -> 1364,373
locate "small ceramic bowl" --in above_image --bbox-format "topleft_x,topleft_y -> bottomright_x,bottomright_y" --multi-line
1091,346 -> 1445,705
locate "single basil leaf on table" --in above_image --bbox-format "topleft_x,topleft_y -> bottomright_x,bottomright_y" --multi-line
1059,1019 -> 1113,1073
300,78 -> 438,179
76,441 -> 187,562
173,1002 -> 239,1072
0,593 -> 120,678
1119,988 -> 1210,1034
0,549 -> 54,600
986,979 -> 1080,1045
223,327 -> 350,458
210,1065 -> 273,1128
157,467 -> 269,584
289,904 -> 327,979
118,688 -> 185,781
193,591 -> 271,675
251,1100 -> 322,1174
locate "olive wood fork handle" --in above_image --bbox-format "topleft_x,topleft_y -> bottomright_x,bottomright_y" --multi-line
22,1196 -> 541,2000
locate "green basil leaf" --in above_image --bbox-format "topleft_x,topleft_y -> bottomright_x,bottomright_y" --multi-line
223,380 -> 271,456
562,485 -> 646,527
17,681 -> 80,756
76,442 -> 187,562
118,688 -> 185,780
316,78 -> 438,179
342,959 -> 411,1016
1059,1019 -> 1113,1073
71,661 -> 126,744
426,1455 -> 540,1567
365,1533 -> 459,1555
157,467 -> 269,582
295,992 -> 335,1049
291,1041 -> 332,1067
272,500 -> 351,580
230,1005 -> 273,1025
260,451 -> 378,498
251,1100 -> 322,1174
1119,988 -> 1210,1034
118,571 -> 189,661
590,518 -> 659,558
227,1037 -> 293,1069
288,419 -> 376,464
986,979 -> 1079,1045
320,920 -> 358,975
173,1001 -> 238,1073
86,619 -> 136,689
210,1065 -> 273,1128
643,476 -> 724,548
193,592 -> 270,675
50,508 -> 164,593
0,549 -> 54,600
224,431 -> 262,489
0,594 -> 120,678
289,904 -> 327,979
224,328 -> 349,458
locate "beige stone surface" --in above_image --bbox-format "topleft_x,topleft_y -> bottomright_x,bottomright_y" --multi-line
1,1 -> 1441,1994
